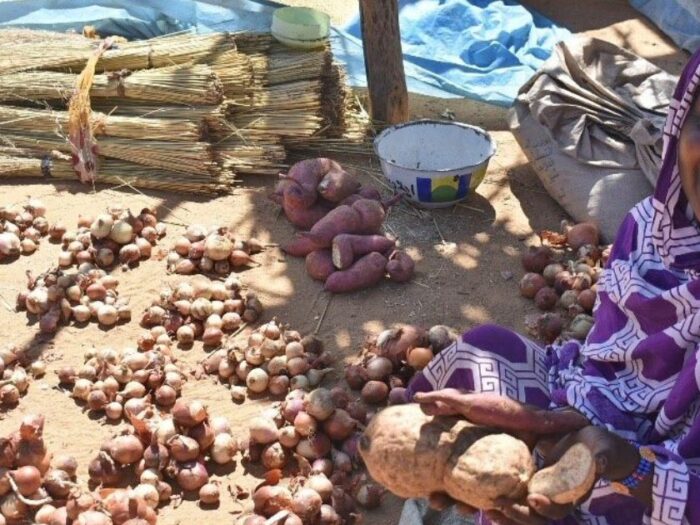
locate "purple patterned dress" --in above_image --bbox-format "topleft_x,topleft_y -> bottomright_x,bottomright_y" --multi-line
406,50 -> 700,525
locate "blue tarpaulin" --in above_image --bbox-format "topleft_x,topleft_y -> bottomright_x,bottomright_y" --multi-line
630,0 -> 700,53
0,0 -> 571,107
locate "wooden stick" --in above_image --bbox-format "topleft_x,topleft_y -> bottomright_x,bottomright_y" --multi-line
359,0 -> 409,125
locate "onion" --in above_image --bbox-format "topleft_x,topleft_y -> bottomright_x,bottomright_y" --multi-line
185,224 -> 207,242
189,420 -> 215,450
565,222 -> 599,251
204,235 -> 232,261
307,473 -> 333,503
365,357 -> 393,381
133,484 -> 159,510
519,272 -> 546,299
121,381 -> 147,399
249,417 -> 279,445
246,368 -> 269,393
11,466 -> 41,496
407,346 -> 434,370
35,504 -> 56,524
276,427 -> 299,449
344,365 -> 368,390
296,433 -> 331,460
1,492 -> 28,520
323,409 -> 356,441
268,375 -> 290,396
285,341 -> 304,360
389,387 -> 408,405
361,381 -> 389,404
107,435 -> 144,466
572,272 -> 593,291
119,243 -> 140,264
191,298 -> 213,320
199,482 -> 220,505
97,304 -> 119,325
305,389 -> 334,421
282,398 -> 305,423
262,442 -> 287,470
57,366 -> 76,385
578,288 -> 596,311
211,433 -> 237,464
554,270 -> 574,294
110,220 -> 134,244
293,412 -> 317,437
176,460 -> 209,491
202,327 -> 223,347
168,435 -> 201,462
172,399 -> 207,428
355,483 -> 384,509
291,487 -> 322,522
174,237 -> 191,256
210,416 -> 231,436
535,287 -> 558,311
54,455 -> 78,478
43,468 -> 72,498
87,390 -> 108,411
568,314 -> 595,340
253,486 -> 293,518
221,312 -> 242,332
91,215 -> 113,239
290,375 -> 309,391
537,313 -> 564,343
157,481 -> 172,503
521,246 -> 553,273
135,237 -> 152,258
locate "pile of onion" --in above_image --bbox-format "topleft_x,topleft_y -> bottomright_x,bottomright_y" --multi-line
197,318 -> 332,401
0,345 -> 45,407
57,345 -> 186,422
16,265 -> 131,333
88,399 -> 239,507
343,324 -> 457,406
0,198 -> 50,261
139,274 -> 263,349
518,221 -> 607,343
166,224 -> 263,276
56,206 -> 166,272
244,387 -> 385,523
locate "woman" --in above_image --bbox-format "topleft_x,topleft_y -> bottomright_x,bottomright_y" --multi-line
404,51 -> 700,524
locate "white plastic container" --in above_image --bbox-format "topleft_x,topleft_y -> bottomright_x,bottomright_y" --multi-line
271,7 -> 330,50
374,120 -> 496,208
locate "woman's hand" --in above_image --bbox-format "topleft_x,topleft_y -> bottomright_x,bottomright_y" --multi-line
413,388 -> 589,436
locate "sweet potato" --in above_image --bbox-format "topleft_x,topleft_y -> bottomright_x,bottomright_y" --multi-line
269,179 -> 292,205
386,250 -> 415,283
283,180 -> 317,210
527,443 -> 595,504
324,252 -> 388,293
352,199 -> 386,234
303,205 -> 361,246
281,236 -> 322,257
305,249 -> 335,282
282,158 -> 332,195
284,202 -> 330,230
442,433 -> 534,509
331,234 -> 396,270
318,165 -> 361,202
359,404 -> 491,499
339,186 -> 383,207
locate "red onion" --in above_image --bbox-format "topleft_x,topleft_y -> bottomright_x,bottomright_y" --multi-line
249,417 -> 279,444
176,460 -> 209,491
388,387 -> 408,405
291,487 -> 322,522
305,388 -> 334,421
253,486 -> 293,518
331,449 -> 352,473
11,466 -> 41,496
365,357 -> 393,381
54,455 -> 78,478
108,435 -> 145,465
344,365 -> 368,390
319,504 -> 341,525
268,375 -> 290,396
329,387 -> 349,409
88,454 -> 122,485
565,222 -> 599,251
293,412 -> 317,437
188,420 -> 215,450
199,482 -> 220,505
282,398 -> 305,423
521,246 -> 553,273
307,473 -> 334,502
143,441 -> 169,471
361,381 -> 389,404
43,468 -> 71,498
172,399 -> 207,428
168,435 -> 200,462
278,427 -> 300,449
355,483 -> 385,509
261,442 -> 287,470
296,433 -> 331,460
341,433 -> 361,461
346,401 -> 368,424
323,410 -> 356,441
19,414 -> 44,440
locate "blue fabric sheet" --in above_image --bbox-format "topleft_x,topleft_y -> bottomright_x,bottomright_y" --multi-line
0,0 -> 570,107
630,0 -> 700,53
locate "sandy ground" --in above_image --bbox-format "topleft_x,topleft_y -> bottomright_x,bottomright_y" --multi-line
0,1 -> 689,524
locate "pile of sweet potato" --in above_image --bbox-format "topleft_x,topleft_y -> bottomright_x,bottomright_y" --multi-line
272,158 -> 416,293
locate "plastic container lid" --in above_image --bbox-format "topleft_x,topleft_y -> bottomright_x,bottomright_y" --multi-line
271,7 -> 330,50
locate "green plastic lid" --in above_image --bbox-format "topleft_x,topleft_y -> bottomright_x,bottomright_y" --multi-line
271,7 -> 330,50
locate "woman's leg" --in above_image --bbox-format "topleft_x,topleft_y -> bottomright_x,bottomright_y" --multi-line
406,324 -> 551,408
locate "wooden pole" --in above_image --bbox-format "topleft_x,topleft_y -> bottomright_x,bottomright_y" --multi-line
359,0 -> 409,125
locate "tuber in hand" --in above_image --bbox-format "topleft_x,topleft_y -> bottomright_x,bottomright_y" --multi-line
324,252 -> 388,293
331,234 -> 396,270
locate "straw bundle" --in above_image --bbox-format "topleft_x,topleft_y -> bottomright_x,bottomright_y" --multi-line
229,111 -> 324,140
0,105 -> 203,142
0,65 -> 223,105
0,31 -> 236,75
215,140 -> 286,176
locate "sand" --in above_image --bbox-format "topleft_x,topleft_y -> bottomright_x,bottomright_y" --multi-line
0,1 -> 688,524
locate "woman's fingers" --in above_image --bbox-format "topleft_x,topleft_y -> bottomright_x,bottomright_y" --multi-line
413,389 -> 465,405
526,494 -> 574,520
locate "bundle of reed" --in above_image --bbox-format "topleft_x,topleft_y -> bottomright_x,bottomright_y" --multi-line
231,32 -> 274,55
208,49 -> 257,102
0,30 -> 236,74
0,105 -> 204,142
0,147 -> 230,193
265,45 -> 331,85
2,132 -> 218,177
248,79 -> 323,112
214,140 -> 286,176
0,65 -> 223,105
229,111 -> 324,140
